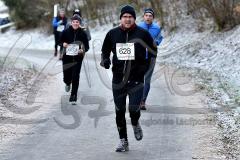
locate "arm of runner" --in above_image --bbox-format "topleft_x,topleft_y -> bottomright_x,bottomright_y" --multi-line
144,31 -> 157,73
61,30 -> 68,48
81,31 -> 89,52
101,31 -> 112,59
100,31 -> 112,69
63,42 -> 68,48
146,32 -> 157,58
155,29 -> 163,46
52,17 -> 59,27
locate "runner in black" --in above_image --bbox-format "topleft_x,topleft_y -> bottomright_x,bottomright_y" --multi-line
61,15 -> 89,104
100,5 -> 157,152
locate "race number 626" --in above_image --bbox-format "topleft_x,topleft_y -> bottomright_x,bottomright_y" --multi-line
116,43 -> 135,60
119,48 -> 131,54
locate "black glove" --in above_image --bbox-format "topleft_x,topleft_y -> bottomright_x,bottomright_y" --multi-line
100,58 -> 111,69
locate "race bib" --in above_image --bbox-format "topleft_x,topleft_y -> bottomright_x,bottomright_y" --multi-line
66,44 -> 79,56
116,43 -> 135,60
57,25 -> 65,32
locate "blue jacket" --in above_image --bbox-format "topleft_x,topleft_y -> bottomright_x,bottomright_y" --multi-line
138,21 -> 163,46
52,16 -> 68,32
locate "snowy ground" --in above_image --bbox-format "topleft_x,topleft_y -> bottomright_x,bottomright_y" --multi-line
158,16 -> 240,159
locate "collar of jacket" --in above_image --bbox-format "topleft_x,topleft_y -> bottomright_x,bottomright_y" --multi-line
143,21 -> 153,27
69,25 -> 81,32
120,23 -> 136,32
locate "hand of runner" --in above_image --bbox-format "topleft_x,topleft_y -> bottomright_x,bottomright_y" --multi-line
63,43 -> 68,48
100,58 -> 111,69
58,20 -> 63,24
78,49 -> 84,54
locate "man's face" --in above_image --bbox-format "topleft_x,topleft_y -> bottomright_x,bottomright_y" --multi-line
120,13 -> 135,29
72,20 -> 80,30
143,13 -> 154,24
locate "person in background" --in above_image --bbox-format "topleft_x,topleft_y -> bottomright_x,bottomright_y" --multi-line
66,9 -> 91,41
61,15 -> 89,104
138,8 -> 163,110
52,9 -> 68,60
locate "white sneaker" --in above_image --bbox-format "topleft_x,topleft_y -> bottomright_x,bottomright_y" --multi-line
115,138 -> 129,152
69,94 -> 77,105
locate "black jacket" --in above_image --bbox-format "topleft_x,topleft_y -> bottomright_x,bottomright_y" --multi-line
101,25 -> 157,83
61,26 -> 89,53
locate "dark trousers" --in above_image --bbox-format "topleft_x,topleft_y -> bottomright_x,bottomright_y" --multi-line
62,55 -> 83,96
112,78 -> 144,140
54,31 -> 63,53
142,58 -> 156,102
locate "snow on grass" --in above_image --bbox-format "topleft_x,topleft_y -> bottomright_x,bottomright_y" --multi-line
157,16 -> 240,159
159,17 -> 240,98
0,28 -> 54,51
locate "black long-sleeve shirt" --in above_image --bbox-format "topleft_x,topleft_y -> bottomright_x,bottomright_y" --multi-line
101,25 -> 157,83
61,26 -> 89,52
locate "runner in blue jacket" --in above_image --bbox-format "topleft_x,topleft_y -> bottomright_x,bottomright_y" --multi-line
52,9 -> 68,59
138,8 -> 163,110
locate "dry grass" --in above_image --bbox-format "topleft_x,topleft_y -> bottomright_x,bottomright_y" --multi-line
187,0 -> 240,31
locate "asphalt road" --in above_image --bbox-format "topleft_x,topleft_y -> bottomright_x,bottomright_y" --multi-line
0,48 -> 215,160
